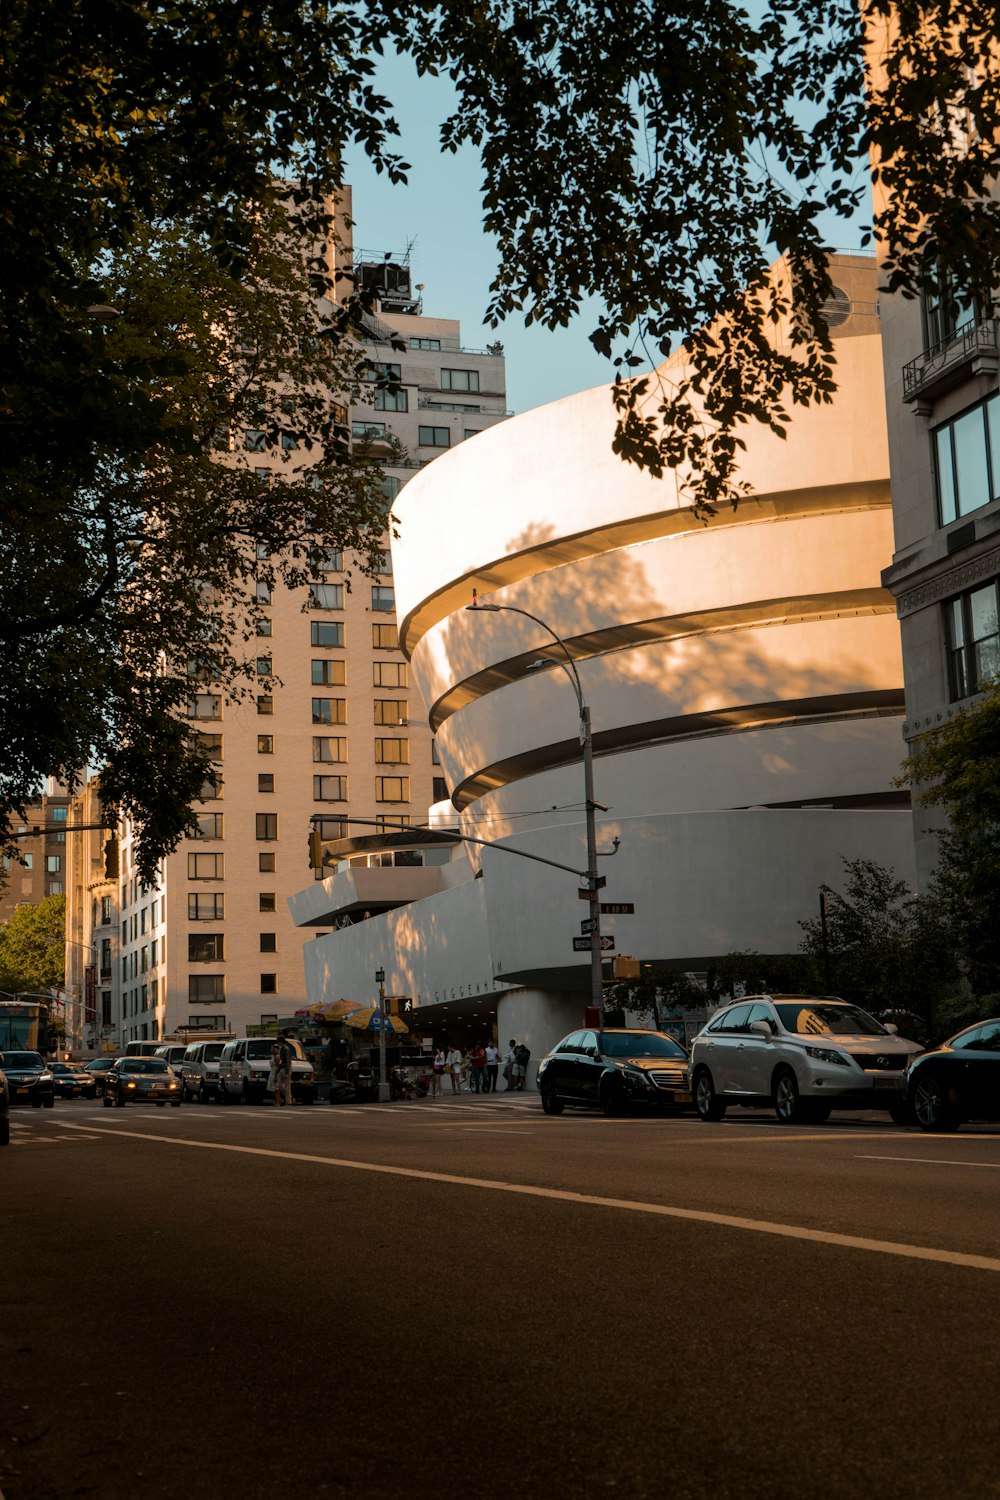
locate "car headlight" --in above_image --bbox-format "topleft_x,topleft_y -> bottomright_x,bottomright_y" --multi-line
126,1081 -> 137,1089
39,1072 -> 53,1082
805,1046 -> 851,1068
622,1067 -> 650,1089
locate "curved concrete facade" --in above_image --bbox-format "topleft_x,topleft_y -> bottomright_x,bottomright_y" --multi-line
293,258 -> 916,1077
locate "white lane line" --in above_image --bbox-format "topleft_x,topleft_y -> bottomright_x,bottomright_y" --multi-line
859,1154 -> 1000,1170
51,1122 -> 1000,1275
463,1128 -> 535,1136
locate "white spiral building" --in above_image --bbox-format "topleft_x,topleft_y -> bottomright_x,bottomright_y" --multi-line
291,254 -> 917,1074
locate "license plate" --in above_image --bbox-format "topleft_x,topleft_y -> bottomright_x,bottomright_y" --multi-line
872,1075 -> 903,1091
672,1090 -> 693,1103
15,1086 -> 28,1095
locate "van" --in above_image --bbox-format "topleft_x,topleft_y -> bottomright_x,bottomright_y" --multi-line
154,1044 -> 189,1078
125,1041 -> 170,1058
218,1037 -> 315,1104
178,1040 -> 225,1103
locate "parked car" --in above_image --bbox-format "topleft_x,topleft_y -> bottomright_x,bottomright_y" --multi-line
690,995 -> 923,1126
103,1057 -> 181,1108
536,1028 -> 691,1116
217,1037 -> 316,1104
0,1069 -> 9,1145
906,1018 -> 1000,1132
82,1057 -> 116,1097
178,1040 -> 225,1103
48,1061 -> 86,1100
0,1051 -> 55,1108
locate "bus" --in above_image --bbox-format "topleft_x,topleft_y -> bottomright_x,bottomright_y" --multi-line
0,998 -> 50,1054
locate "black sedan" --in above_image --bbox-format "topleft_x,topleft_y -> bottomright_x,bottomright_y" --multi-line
907,1018 -> 1000,1132
83,1057 -> 115,1097
0,1069 -> 9,1145
537,1028 -> 692,1115
0,1050 -> 55,1108
103,1057 -> 181,1108
49,1062 -> 88,1099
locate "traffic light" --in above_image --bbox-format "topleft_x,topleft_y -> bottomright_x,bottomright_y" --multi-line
103,834 -> 119,880
308,829 -> 323,870
612,955 -> 640,979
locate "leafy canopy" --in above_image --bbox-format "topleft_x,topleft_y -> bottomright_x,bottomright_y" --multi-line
0,894 -> 66,994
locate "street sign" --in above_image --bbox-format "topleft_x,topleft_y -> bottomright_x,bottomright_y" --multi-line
573,935 -> 615,952
600,902 -> 634,915
577,877 -> 607,898
580,917 -> 597,936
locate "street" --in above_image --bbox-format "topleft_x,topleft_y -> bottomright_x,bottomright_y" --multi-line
3,1094 -> 999,1500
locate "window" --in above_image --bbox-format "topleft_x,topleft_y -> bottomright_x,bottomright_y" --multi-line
255,542 -> 271,561
256,656 -> 272,675
432,776 -> 450,803
48,881 -> 63,895
260,974 -> 277,995
189,933 -> 224,962
378,474 -> 400,513
376,776 -> 410,803
424,400 -> 479,413
311,659 -> 346,686
199,775 -> 222,800
244,429 -> 266,452
314,775 -> 348,801
375,738 -> 410,764
188,893 -> 225,920
934,393 -> 1000,524
441,368 -> 480,392
258,774 -> 275,793
373,623 -> 399,649
259,893 -> 276,913
946,578 -> 1000,699
197,733 -> 223,760
376,814 -> 410,832
418,425 -> 450,448
410,337 -> 441,350
46,854 -> 61,873
352,420 -> 385,439
255,813 -> 278,840
192,813 -> 223,840
256,617 -> 272,638
255,581 -> 271,604
189,975 -> 226,1004
367,364 -> 408,413
313,737 -> 348,763
371,585 -> 395,612
464,429 -> 480,440
100,895 -> 113,926
310,583 -> 344,610
187,694 -> 222,720
256,695 -> 274,715
373,661 -> 408,688
314,816 -> 347,840
312,698 -> 347,724
374,700 -> 407,726
188,853 -> 224,880
257,735 -> 274,754
259,852 -> 276,873
925,274 -> 977,351
260,933 -> 277,953
311,621 -> 344,648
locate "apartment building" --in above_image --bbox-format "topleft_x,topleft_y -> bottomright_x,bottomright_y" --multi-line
0,778 -> 72,924
64,199 -> 508,1050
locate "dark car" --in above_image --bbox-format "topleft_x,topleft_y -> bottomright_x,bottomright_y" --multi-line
0,1051 -> 55,1108
0,1069 -> 9,1145
537,1028 -> 691,1116
103,1057 -> 181,1108
49,1062 -> 86,1100
83,1057 -> 116,1097
906,1018 -> 1000,1132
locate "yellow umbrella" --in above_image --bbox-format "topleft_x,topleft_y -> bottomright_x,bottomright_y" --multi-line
309,998 -> 365,1023
344,1007 -> 409,1035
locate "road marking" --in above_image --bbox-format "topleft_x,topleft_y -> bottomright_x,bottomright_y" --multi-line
859,1154 -> 1000,1170
51,1122 -> 1000,1275
463,1128 -> 535,1136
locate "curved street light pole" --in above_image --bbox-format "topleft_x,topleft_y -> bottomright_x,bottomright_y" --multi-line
466,592 -> 605,1044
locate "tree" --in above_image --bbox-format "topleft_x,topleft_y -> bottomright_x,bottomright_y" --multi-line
4,0 -> 999,868
898,686 -> 1000,995
798,857 -> 955,1039
0,894 -> 66,994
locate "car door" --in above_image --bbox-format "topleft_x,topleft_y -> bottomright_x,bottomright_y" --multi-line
575,1031 -> 604,1103
545,1033 -> 582,1098
957,1021 -> 1000,1119
737,1002 -> 779,1097
708,1004 -> 753,1094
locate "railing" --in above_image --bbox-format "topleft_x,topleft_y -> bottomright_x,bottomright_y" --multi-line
903,316 -> 999,402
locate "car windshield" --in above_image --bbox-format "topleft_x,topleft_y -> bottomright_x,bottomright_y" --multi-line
86,1060 -> 112,1070
120,1059 -> 169,1074
51,1064 -> 73,1074
246,1041 -> 275,1059
602,1033 -> 687,1059
774,1003 -> 888,1037
0,1052 -> 43,1068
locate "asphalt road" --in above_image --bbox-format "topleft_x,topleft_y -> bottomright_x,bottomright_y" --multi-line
3,1092 -> 999,1500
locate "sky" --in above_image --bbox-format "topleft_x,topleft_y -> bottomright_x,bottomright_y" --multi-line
343,53 -> 612,419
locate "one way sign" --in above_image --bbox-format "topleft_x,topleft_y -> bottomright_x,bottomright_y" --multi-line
572,935 -> 615,952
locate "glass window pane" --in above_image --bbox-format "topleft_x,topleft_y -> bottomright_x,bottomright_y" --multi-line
987,397 -> 1000,501
953,407 -> 990,518
936,427 -> 957,525
969,584 -> 998,644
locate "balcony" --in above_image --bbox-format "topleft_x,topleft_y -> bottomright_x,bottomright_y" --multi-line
903,316 -> 1000,412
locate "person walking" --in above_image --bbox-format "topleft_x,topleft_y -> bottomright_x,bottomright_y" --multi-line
446,1043 -> 463,1094
275,1031 -> 294,1106
484,1041 -> 500,1093
514,1039 -> 531,1091
504,1039 -> 517,1091
431,1047 -> 445,1097
468,1041 -> 487,1093
268,1038 -> 283,1107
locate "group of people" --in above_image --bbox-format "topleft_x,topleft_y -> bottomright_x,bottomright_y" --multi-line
428,1039 -> 531,1096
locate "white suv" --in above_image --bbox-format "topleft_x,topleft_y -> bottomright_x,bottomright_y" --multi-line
690,995 -> 923,1126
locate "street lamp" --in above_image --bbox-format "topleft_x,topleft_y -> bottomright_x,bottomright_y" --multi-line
466,590 -> 607,1043
375,967 -> 390,1102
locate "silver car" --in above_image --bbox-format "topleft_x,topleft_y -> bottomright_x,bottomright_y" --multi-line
690,995 -> 923,1126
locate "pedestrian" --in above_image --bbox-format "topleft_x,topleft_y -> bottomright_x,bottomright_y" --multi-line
504,1039 -> 517,1091
276,1030 -> 294,1106
514,1039 -> 531,1091
468,1041 -> 487,1093
484,1040 -> 500,1093
268,1038 -> 283,1106
431,1046 -> 445,1097
446,1042 -> 463,1094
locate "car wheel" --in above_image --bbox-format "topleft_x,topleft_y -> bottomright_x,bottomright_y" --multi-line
43,1095 -> 54,1109
540,1084 -> 564,1115
913,1072 -> 961,1133
103,1092 -> 113,1108
599,1079 -> 625,1117
115,1092 -> 126,1108
888,1096 -> 913,1127
694,1068 -> 726,1122
773,1068 -> 807,1125
804,1102 -> 831,1125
